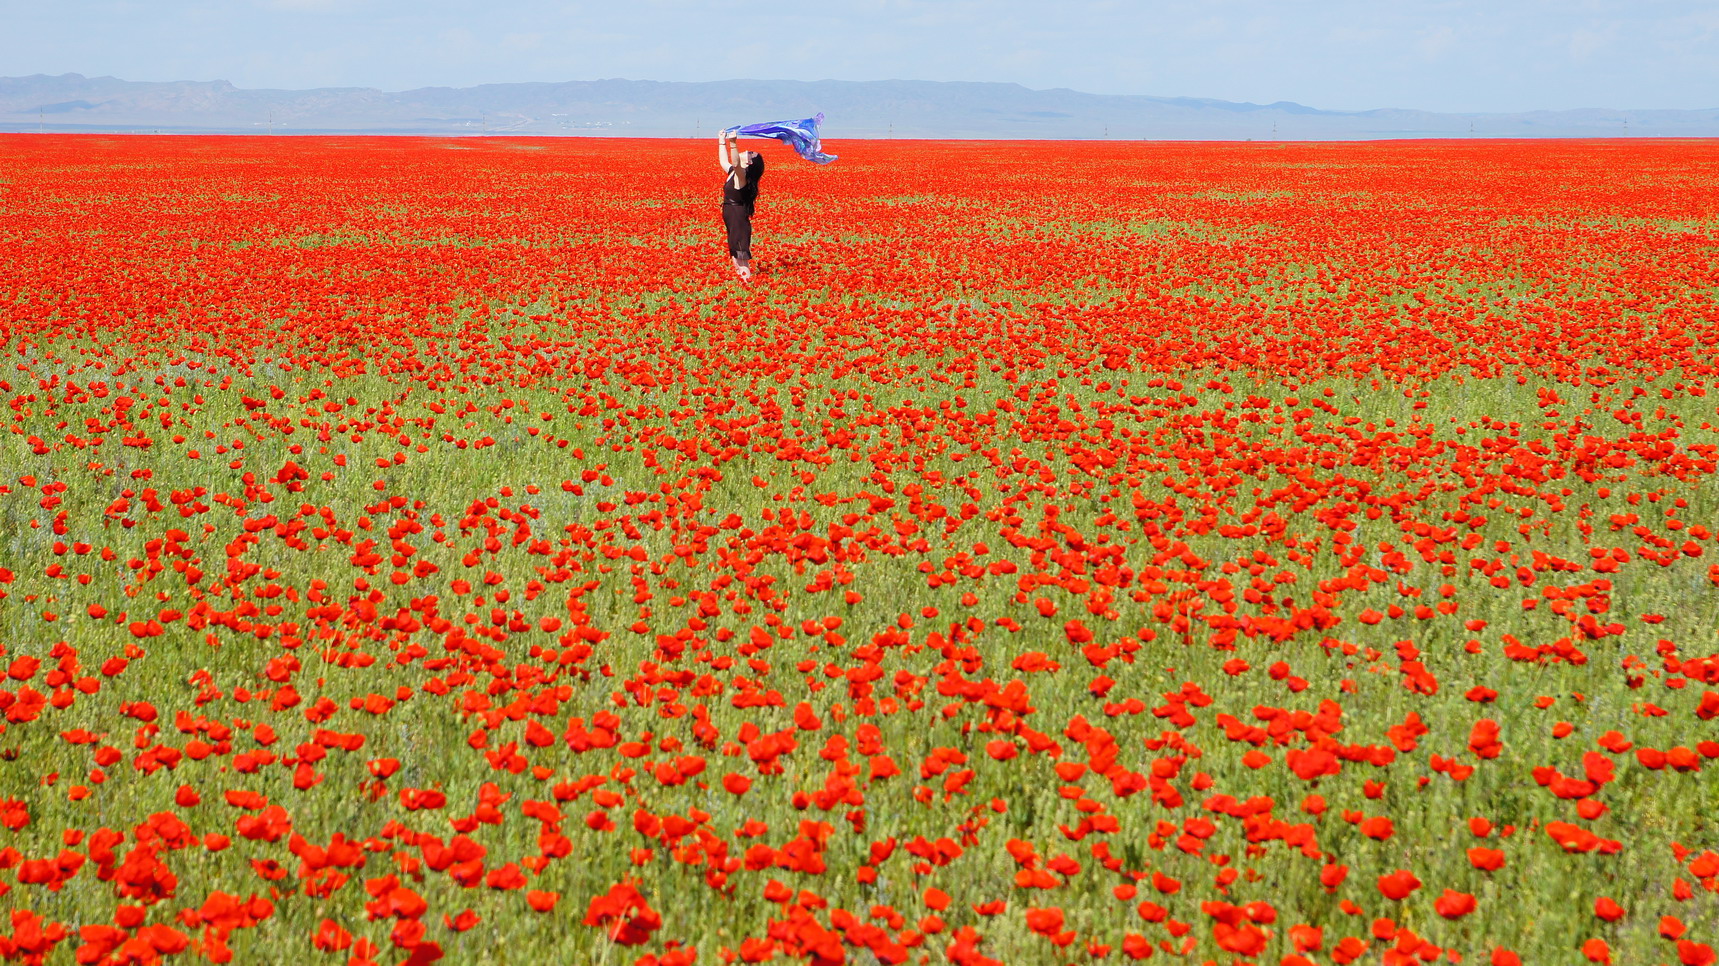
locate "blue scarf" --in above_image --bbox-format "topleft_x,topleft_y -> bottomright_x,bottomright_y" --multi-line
726,113 -> 838,164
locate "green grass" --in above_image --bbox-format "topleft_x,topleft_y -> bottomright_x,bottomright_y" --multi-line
4,341 -> 1717,962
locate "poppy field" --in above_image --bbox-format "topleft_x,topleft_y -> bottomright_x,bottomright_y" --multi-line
2,133 -> 1718,966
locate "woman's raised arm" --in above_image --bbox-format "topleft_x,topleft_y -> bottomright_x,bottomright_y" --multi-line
716,131 -> 737,174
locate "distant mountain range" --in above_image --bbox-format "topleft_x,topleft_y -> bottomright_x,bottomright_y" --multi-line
4,73 -> 1717,139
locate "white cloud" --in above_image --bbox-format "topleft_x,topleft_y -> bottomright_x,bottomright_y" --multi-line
257,0 -> 348,11
1415,24 -> 1457,61
1565,22 -> 1616,60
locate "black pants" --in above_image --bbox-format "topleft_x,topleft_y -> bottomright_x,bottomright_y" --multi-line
722,201 -> 753,260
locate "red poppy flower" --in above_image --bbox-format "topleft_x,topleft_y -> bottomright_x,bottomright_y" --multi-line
1376,870 -> 1421,900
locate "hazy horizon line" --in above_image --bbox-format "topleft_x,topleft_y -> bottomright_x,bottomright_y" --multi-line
11,71 -> 1716,117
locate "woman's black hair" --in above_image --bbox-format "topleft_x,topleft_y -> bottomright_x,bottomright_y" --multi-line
739,151 -> 765,187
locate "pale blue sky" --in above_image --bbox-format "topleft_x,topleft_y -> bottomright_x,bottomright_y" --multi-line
7,0 -> 1717,112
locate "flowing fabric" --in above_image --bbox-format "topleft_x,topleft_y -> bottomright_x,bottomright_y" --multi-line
726,113 -> 838,164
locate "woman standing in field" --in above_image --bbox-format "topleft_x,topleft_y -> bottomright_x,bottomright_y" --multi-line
718,130 -> 765,282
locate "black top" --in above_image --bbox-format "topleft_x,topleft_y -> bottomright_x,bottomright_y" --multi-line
723,155 -> 765,212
